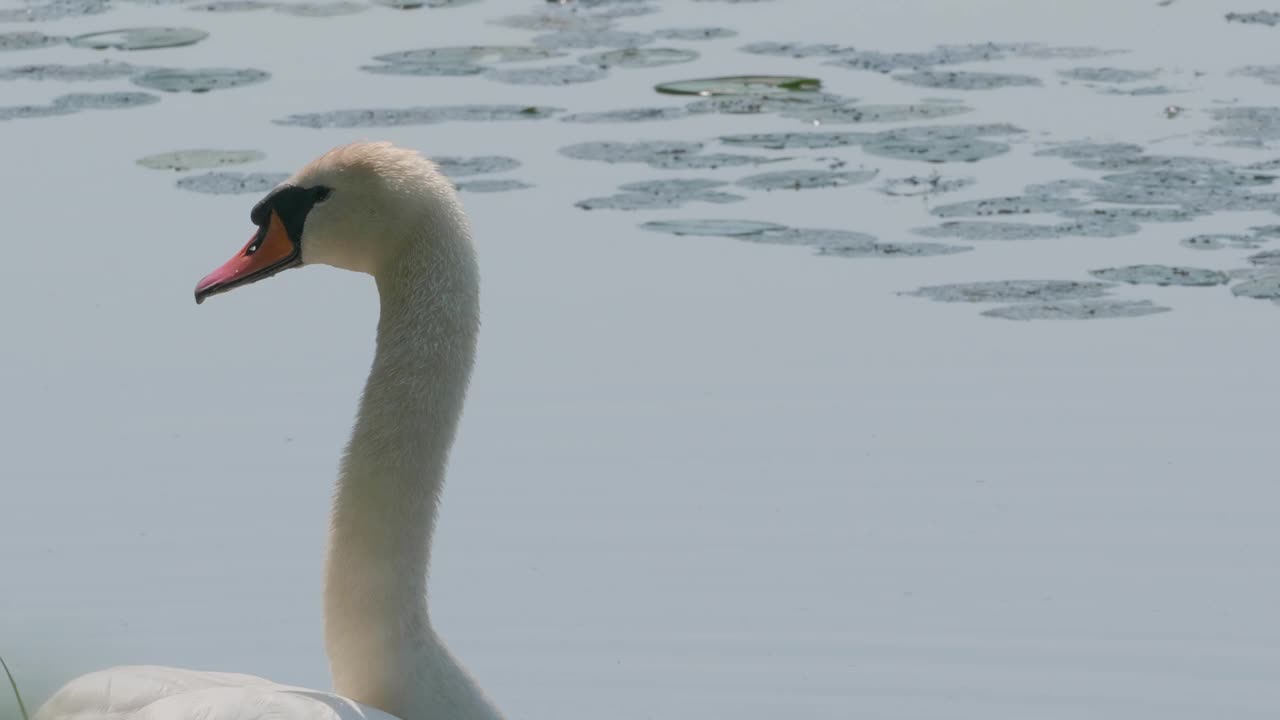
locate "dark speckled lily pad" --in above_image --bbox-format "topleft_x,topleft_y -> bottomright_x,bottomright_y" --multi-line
0,0 -> 110,22
275,2 -> 366,16
0,91 -> 158,120
0,32 -> 65,51
737,168 -> 877,191
1248,250 -> 1280,265
277,104 -> 562,128
893,70 -> 1041,90
0,61 -> 140,81
453,179 -> 531,193
656,75 -> 820,96
640,219 -> 786,236
560,106 -> 687,123
375,46 -> 564,65
720,131 -> 868,150
931,195 -> 1083,217
653,27 -> 735,40
176,171 -> 288,194
1225,10 -> 1280,26
133,67 -> 269,93
561,140 -> 703,163
70,27 -> 208,51
819,242 -> 968,258
138,149 -> 265,171
187,0 -> 273,11
487,64 -> 605,85
783,102 -> 970,125
983,300 -> 1169,320
1059,66 -> 1159,83
907,280 -> 1113,303
880,174 -> 975,197
1181,233 -> 1262,250
1089,265 -> 1228,286
1231,65 -> 1280,86
532,30 -> 652,49
577,178 -> 743,210
1232,276 -> 1280,300
915,217 -> 1141,241
434,155 -> 520,177
52,91 -> 158,110
579,47 -> 697,68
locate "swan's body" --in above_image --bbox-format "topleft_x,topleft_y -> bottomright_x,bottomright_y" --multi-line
35,143 -> 504,720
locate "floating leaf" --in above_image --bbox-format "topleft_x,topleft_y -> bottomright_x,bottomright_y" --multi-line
736,168 -> 877,191
276,104 -> 562,128
138,149 -> 265,171
639,219 -> 786,236
656,74 -> 820,96
176,171 -> 288,194
982,300 -> 1169,320
70,27 -> 208,51
893,70 -> 1042,90
0,32 -> 65,51
579,47 -> 697,69
486,64 -> 606,85
1089,265 -> 1229,286
133,67 -> 269,93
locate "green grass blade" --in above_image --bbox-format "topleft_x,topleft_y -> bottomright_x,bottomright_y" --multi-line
0,655 -> 29,720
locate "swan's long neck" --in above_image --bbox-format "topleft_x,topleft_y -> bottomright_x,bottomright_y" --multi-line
323,207 -> 499,720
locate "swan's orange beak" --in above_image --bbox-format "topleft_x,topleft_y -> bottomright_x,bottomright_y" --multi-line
194,209 -> 302,304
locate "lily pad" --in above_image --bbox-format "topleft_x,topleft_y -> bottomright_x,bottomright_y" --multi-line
560,140 -> 703,164
1089,265 -> 1229,286
375,46 -> 564,65
1225,10 -> 1280,26
639,219 -> 786,237
362,62 -> 485,77
906,280 -> 1113,303
532,30 -> 652,49
1058,66 -> 1160,83
879,174 -> 975,197
176,171 -> 288,194
486,64 -> 606,85
560,106 -> 687,123
454,179 -> 531,192
863,136 -> 1009,163
577,178 -> 743,210
914,218 -> 1140,241
1181,233 -> 1262,250
187,0 -> 273,10
652,27 -> 735,40
137,149 -> 265,171
1232,276 -> 1280,300
133,67 -> 269,93
931,195 -> 1081,217
274,2 -> 366,16
893,70 -> 1042,90
276,104 -> 562,128
736,169 -> 877,191
720,131 -> 868,150
982,300 -> 1170,320
579,47 -> 697,69
52,91 -> 158,110
0,32 -> 65,51
1231,65 -> 1280,86
782,102 -> 970,125
433,155 -> 520,177
819,242 -> 969,258
0,61 -> 140,81
70,27 -> 208,51
0,0 -> 110,22
656,75 -> 820,96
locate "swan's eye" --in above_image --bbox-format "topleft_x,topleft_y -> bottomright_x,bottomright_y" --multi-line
245,239 -> 261,256
314,186 -> 332,203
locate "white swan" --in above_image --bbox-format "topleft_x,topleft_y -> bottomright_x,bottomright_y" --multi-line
35,143 -> 505,720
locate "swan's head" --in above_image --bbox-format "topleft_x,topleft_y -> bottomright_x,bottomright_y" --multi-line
195,141 -> 464,304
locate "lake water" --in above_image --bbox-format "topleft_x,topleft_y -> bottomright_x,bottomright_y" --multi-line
2,0 -> 1280,718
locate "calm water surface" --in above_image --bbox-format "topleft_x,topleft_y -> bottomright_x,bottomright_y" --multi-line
2,1 -> 1279,718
